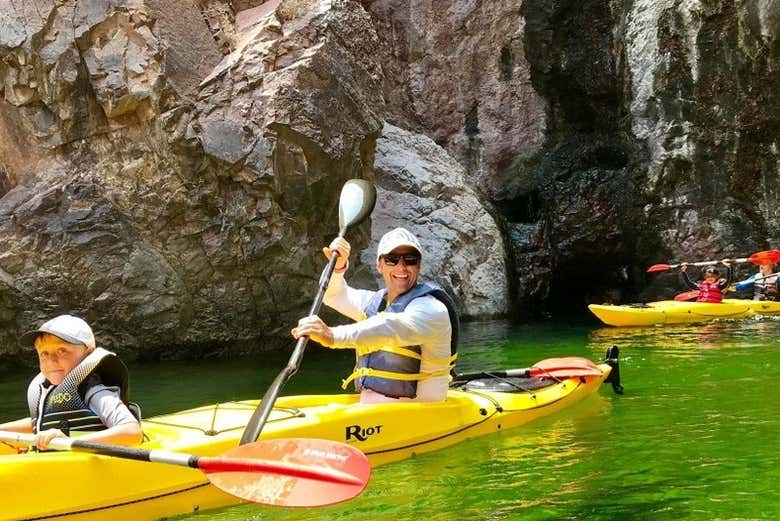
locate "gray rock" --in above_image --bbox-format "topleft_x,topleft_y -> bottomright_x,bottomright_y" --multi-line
366,123 -> 510,319
0,0 -> 385,362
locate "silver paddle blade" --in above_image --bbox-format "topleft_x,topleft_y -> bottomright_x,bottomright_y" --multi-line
338,179 -> 376,235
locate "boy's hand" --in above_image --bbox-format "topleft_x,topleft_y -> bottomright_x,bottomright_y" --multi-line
35,428 -> 67,450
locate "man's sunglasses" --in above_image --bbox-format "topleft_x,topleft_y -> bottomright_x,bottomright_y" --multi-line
382,253 -> 421,266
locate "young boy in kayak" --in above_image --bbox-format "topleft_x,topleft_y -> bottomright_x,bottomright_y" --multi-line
680,262 -> 733,303
0,315 -> 142,451
735,261 -> 778,300
291,227 -> 458,403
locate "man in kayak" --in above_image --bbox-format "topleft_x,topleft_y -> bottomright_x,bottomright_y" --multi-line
291,227 -> 458,403
0,315 -> 142,451
680,262 -> 733,303
735,261 -> 778,300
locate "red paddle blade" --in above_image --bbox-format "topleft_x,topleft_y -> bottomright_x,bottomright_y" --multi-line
674,290 -> 700,301
205,438 -> 370,507
529,357 -> 604,378
647,264 -> 671,273
749,250 -> 780,266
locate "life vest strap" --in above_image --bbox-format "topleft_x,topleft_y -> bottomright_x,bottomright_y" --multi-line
341,366 -> 452,390
354,344 -> 458,366
354,344 -> 420,358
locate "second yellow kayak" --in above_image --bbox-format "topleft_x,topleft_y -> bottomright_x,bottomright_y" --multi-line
588,298 -> 780,326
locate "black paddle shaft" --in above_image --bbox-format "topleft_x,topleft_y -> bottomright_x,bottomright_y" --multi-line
69,438 -> 200,468
240,252 -> 340,445
239,179 -> 376,445
452,368 -> 532,382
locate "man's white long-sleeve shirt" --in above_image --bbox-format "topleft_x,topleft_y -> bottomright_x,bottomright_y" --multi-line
323,272 -> 452,402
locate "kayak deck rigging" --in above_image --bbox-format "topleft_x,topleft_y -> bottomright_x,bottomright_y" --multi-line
143,403 -> 304,438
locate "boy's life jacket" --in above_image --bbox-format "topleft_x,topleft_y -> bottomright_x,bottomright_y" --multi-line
697,280 -> 725,303
27,347 -> 139,434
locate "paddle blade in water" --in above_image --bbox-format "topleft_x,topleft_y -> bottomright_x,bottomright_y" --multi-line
674,290 -> 700,301
205,438 -> 370,507
530,357 -> 603,378
647,264 -> 671,273
749,250 -> 780,266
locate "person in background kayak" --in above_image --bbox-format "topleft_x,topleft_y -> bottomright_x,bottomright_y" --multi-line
680,262 -> 733,303
291,227 -> 458,403
735,261 -> 778,301
0,315 -> 142,451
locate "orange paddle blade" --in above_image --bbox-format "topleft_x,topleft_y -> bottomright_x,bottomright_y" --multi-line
205,438 -> 371,507
749,250 -> 780,266
674,290 -> 700,301
646,264 -> 671,273
530,357 -> 604,377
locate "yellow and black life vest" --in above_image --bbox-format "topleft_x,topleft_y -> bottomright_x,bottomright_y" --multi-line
342,283 -> 459,399
27,348 -> 135,434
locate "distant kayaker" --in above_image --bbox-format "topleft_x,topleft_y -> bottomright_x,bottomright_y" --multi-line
680,262 -> 733,303
291,227 -> 458,403
736,261 -> 778,301
0,315 -> 142,451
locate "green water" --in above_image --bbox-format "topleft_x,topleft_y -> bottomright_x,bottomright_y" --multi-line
2,318 -> 780,520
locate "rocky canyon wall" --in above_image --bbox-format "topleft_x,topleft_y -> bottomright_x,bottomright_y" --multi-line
1,0 -> 778,364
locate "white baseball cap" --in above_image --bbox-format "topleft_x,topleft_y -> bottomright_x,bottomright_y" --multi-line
376,227 -> 423,262
22,314 -> 96,349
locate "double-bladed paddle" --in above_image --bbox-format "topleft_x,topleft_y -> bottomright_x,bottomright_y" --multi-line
647,258 -> 747,273
0,432 -> 370,507
240,179 -> 377,445
646,249 -> 780,273
451,356 -> 604,382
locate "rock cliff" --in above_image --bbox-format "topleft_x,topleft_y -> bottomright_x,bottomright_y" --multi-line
1,0 -> 778,363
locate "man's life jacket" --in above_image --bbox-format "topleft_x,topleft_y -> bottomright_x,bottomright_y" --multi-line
27,347 -> 137,434
341,283 -> 459,399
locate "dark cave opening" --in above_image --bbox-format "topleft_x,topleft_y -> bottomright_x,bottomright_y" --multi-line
545,256 -> 636,318
497,191 -> 542,224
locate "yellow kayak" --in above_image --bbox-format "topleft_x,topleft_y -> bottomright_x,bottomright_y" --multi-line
746,299 -> 780,316
588,298 -> 780,327
0,355 -> 619,521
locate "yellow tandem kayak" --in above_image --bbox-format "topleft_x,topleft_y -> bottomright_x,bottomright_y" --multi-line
0,355 -> 620,521
588,298 -> 780,327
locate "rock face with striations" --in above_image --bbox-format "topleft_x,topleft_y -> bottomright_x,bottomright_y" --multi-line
1,0 -> 779,364
366,0 -> 780,312
0,0 -> 388,363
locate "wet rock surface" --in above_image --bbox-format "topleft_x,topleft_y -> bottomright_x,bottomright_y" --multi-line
1,0 -> 778,364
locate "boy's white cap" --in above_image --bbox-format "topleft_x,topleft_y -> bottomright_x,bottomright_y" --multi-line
376,227 -> 423,261
21,314 -> 96,349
